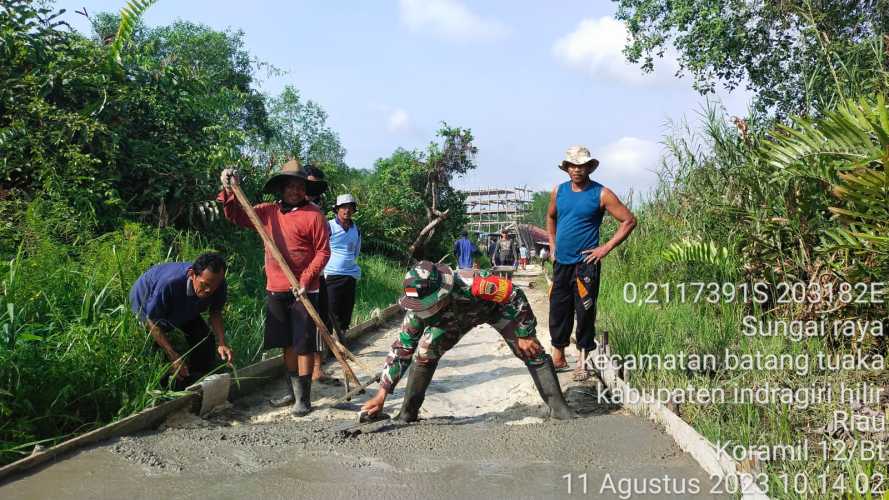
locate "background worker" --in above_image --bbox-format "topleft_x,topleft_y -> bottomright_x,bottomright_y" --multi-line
218,160 -> 330,416
546,145 -> 636,381
302,165 -> 340,386
129,253 -> 233,389
519,244 -> 528,270
453,230 -> 476,270
486,235 -> 498,263
493,229 -> 517,267
324,194 -> 362,342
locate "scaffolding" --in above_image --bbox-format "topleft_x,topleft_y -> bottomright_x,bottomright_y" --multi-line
462,187 -> 532,237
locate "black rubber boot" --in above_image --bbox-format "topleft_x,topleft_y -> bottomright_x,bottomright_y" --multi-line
269,372 -> 297,408
397,362 -> 438,422
290,374 -> 312,417
529,357 -> 575,420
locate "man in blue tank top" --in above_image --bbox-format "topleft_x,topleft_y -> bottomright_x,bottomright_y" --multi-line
546,145 -> 637,381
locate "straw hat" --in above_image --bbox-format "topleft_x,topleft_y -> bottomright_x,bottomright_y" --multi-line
263,159 -> 328,196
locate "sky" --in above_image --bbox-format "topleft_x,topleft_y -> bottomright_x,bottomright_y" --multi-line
54,0 -> 751,200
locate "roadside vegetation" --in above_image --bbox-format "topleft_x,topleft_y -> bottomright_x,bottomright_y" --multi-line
0,1 -> 472,465
598,2 -> 889,497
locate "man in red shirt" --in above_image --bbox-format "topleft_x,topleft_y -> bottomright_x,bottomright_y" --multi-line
218,160 -> 330,416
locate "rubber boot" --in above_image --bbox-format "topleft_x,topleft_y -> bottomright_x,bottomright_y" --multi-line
528,357 -> 575,420
397,362 -> 438,422
290,374 -> 312,417
269,372 -> 297,407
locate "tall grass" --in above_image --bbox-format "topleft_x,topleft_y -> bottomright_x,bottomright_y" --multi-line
0,209 -> 405,465
352,254 -> 405,324
0,223 -> 174,464
595,101 -> 889,498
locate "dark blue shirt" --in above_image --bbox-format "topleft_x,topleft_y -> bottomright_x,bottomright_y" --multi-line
555,180 -> 605,264
129,262 -> 227,331
453,237 -> 476,269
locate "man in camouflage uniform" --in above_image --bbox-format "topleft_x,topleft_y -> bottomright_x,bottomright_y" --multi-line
361,261 -> 574,421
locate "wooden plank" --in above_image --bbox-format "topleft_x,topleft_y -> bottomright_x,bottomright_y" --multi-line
344,304 -> 403,343
0,393 -> 199,482
228,355 -> 286,401
0,300 -> 401,481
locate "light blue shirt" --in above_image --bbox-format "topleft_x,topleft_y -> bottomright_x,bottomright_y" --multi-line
324,218 -> 361,279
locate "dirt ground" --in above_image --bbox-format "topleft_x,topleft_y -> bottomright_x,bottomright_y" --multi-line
2,267 -> 725,499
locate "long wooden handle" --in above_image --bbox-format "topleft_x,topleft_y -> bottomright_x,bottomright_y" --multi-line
335,373 -> 381,404
329,322 -> 375,374
227,181 -> 361,387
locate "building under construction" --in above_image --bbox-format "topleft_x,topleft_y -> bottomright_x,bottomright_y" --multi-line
461,187 -> 548,253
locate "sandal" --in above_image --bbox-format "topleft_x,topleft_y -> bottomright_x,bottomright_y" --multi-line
313,375 -> 344,387
553,361 -> 572,373
572,366 -> 591,382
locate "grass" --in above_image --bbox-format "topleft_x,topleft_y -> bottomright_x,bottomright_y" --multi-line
352,254 -> 405,324
597,203 -> 889,499
0,219 -> 405,466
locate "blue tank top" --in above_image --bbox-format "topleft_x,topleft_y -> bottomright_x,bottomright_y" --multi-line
555,180 -> 604,264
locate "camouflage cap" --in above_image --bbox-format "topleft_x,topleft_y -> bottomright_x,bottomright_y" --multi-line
398,261 -> 454,312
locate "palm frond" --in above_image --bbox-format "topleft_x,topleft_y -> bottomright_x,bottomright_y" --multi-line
662,239 -> 738,278
760,96 -> 889,257
109,0 -> 158,64
761,96 -> 888,183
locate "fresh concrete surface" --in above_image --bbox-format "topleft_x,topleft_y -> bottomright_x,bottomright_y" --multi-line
3,278 -> 725,499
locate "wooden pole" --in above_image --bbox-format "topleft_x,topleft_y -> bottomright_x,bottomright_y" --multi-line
227,180 -> 361,388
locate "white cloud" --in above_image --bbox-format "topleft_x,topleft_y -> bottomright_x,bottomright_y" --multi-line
388,108 -> 411,133
594,137 -> 663,201
399,0 -> 509,41
552,17 -> 680,86
370,103 -> 415,134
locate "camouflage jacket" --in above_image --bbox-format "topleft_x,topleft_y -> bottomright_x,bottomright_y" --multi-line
379,276 -> 538,393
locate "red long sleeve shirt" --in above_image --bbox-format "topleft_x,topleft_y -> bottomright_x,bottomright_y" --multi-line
217,190 -> 330,293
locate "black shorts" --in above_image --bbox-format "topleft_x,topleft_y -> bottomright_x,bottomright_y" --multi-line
264,291 -> 320,354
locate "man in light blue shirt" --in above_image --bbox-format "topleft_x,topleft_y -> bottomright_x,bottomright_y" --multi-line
324,194 -> 362,333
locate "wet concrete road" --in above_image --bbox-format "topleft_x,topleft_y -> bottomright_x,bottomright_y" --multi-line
3,274 -> 725,499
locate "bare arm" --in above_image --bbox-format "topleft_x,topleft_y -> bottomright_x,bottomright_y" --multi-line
208,310 -> 233,365
147,320 -> 177,360
545,187 -> 558,261
582,188 -> 637,264
147,320 -> 188,379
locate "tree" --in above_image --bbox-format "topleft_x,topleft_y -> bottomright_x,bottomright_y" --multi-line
352,125 -> 476,262
524,191 -> 551,228
405,125 -> 477,262
614,0 -> 889,116
0,3 -> 273,232
761,95 -> 889,274
250,85 -> 347,175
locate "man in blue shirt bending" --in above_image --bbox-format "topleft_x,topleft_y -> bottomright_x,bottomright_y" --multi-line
129,253 -> 234,387
546,146 -> 636,381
